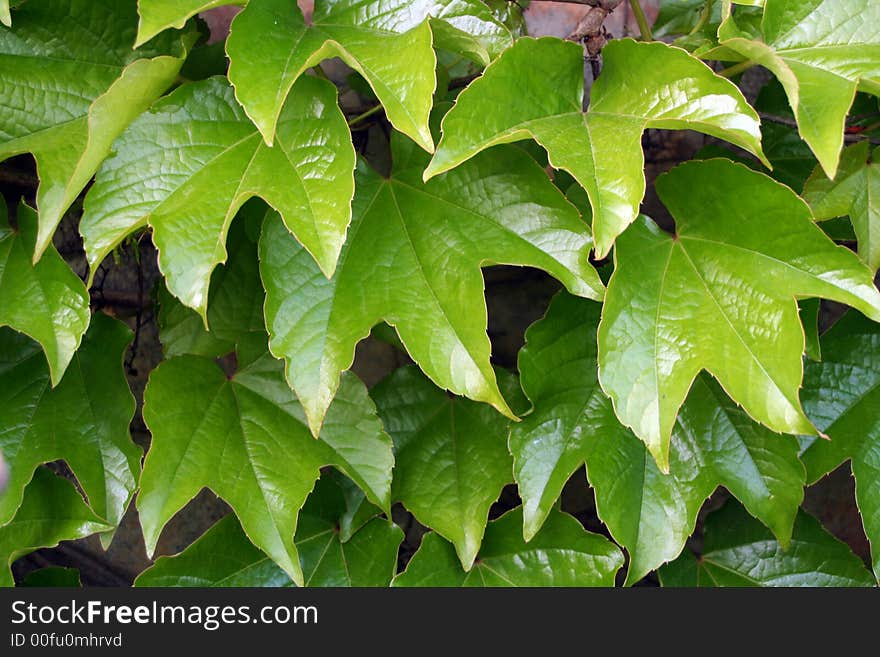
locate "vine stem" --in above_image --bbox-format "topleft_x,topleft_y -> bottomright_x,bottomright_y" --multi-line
348,104 -> 383,126
628,0 -> 653,41
718,60 -> 757,78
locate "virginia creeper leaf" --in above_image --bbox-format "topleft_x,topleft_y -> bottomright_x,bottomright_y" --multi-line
81,75 -> 354,319
660,500 -> 876,587
803,142 -> 880,272
136,475 -> 401,587
800,311 -> 880,580
0,0 -> 193,259
156,203 -> 266,359
136,0 -> 238,45
511,292 -> 806,584
0,314 -> 138,528
223,0 -> 510,149
372,365 -> 515,570
259,135 -> 601,435
392,507 -> 623,587
0,469 -> 111,588
139,352 -> 394,586
0,202 -> 89,385
598,159 -> 880,471
720,0 -> 880,178
425,37 -> 766,257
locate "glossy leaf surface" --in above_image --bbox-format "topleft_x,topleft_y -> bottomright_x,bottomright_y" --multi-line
800,311 -> 880,580
81,75 -> 354,318
392,507 -> 622,587
372,366 -> 514,569
0,203 -> 89,385
512,292 -> 806,583
0,0 -> 191,258
598,159 -> 880,470
660,501 -> 875,586
0,469 -> 111,587
426,37 -> 766,257
0,314 -> 137,528
720,0 -> 880,177
260,136 -> 601,435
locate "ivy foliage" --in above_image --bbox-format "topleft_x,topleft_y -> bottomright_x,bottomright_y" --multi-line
0,0 -> 878,587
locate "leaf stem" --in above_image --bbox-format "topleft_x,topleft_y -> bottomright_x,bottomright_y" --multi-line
689,0 -> 714,35
718,60 -> 756,78
629,0 -> 653,41
348,104 -> 383,126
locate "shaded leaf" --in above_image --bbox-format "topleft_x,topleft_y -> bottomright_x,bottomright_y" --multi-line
511,292 -> 805,585
0,0 -> 192,258
660,500 -> 875,587
139,351 -> 394,586
0,314 -> 137,528
803,141 -> 880,272
259,135 -> 601,435
22,567 -> 81,588
0,202 -> 89,385
426,37 -> 766,257
81,75 -> 354,318
372,366 -> 515,569
0,469 -> 111,588
136,474 -> 401,587
392,507 -> 623,587
800,310 -> 880,580
598,159 -> 880,471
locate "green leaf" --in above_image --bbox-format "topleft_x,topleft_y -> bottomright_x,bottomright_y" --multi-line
598,159 -> 880,471
392,507 -> 623,586
0,0 -> 193,259
0,202 -> 89,385
0,469 -> 111,588
136,514 -> 294,587
22,567 -> 82,588
136,1 -> 239,45
803,142 -> 880,272
372,366 -> 514,569
511,292 -> 806,585
0,0 -> 9,27
0,313 -> 138,528
80,74 -> 354,319
156,202 -> 266,359
800,298 -> 822,361
259,135 -> 601,435
224,0 -> 510,150
720,0 -> 880,178
425,37 -> 766,257
800,311 -> 880,581
659,500 -> 875,587
139,351 -> 394,586
136,475 -> 402,587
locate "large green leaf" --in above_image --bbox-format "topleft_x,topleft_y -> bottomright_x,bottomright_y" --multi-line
660,500 -> 875,587
139,350 -> 394,586
136,475 -> 402,587
425,37 -> 766,257
259,135 -> 601,436
372,366 -> 514,569
0,202 -> 89,385
80,75 -> 354,319
803,142 -> 880,272
0,0 -> 192,259
720,0 -> 880,178
598,159 -> 880,471
223,0 -> 511,149
0,468 -> 111,587
392,507 -> 623,587
136,1 -> 239,45
800,311 -> 880,581
511,292 -> 806,585
0,314 -> 137,528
